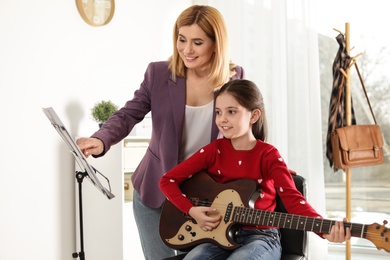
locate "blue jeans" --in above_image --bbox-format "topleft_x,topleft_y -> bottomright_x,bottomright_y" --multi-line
183,228 -> 282,260
132,190 -> 175,260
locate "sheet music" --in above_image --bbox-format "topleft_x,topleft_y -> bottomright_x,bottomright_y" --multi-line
43,107 -> 115,199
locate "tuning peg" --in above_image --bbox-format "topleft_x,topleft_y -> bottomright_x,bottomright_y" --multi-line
383,220 -> 388,226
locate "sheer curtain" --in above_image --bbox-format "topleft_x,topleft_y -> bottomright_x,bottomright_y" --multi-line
194,0 -> 327,257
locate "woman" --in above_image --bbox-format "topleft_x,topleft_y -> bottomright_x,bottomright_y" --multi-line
76,5 -> 244,259
159,79 -> 351,259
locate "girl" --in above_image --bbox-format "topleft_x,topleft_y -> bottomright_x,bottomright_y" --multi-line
159,79 -> 350,259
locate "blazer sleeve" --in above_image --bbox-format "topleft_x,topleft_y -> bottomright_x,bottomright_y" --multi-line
91,62 -> 158,156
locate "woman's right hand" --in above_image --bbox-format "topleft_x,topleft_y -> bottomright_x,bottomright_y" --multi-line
188,206 -> 222,232
76,137 -> 104,157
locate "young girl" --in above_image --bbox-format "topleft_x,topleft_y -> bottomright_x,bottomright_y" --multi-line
159,79 -> 350,259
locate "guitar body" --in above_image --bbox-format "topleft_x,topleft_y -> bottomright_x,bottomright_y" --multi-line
159,171 -> 259,250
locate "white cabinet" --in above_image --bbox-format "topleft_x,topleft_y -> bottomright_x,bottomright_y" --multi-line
75,136 -> 149,260
123,137 -> 150,201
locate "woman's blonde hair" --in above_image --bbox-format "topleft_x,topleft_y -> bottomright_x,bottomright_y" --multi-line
168,5 -> 236,89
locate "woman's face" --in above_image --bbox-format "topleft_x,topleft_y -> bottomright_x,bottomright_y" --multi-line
177,24 -> 215,71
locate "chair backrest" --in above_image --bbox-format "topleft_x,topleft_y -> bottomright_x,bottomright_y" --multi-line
274,173 -> 308,260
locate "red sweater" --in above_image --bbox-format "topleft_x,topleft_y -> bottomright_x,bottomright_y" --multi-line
159,138 -> 322,229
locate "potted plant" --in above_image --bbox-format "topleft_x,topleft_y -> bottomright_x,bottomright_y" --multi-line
91,100 -> 118,128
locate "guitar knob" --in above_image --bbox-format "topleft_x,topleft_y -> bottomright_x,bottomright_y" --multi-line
185,225 -> 192,231
178,234 -> 185,241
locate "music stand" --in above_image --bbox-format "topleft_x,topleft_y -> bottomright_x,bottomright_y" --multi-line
43,107 -> 115,260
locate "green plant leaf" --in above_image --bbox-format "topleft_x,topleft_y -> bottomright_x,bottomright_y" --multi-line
91,100 -> 118,123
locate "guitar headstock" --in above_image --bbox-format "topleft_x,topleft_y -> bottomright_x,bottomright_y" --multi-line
366,220 -> 390,253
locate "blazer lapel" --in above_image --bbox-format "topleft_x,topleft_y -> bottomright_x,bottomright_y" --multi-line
168,76 -> 186,144
211,91 -> 219,140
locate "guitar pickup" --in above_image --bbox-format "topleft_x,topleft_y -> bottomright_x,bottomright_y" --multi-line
224,202 -> 233,223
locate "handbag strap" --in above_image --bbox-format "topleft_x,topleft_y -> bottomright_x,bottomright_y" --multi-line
335,62 -> 377,125
354,62 -> 377,124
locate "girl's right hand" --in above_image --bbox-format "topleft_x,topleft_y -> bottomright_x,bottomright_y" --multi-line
188,206 -> 222,232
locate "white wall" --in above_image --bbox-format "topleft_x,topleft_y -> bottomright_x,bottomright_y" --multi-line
0,1 -> 190,259
3,1 -> 386,260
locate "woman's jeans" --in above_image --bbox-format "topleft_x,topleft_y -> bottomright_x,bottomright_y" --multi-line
132,190 -> 175,260
183,228 -> 282,260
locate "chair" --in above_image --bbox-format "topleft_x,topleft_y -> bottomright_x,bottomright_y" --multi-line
163,172 -> 308,260
275,172 -> 308,260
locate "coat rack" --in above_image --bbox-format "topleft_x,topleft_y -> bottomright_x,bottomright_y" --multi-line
333,22 -> 352,260
344,22 -> 352,260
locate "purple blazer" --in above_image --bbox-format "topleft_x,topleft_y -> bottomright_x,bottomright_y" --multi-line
92,61 -> 245,208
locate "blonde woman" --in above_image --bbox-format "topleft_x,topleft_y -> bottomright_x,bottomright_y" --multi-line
77,5 -> 244,259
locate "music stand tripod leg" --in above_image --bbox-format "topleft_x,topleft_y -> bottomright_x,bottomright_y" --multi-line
73,171 -> 88,260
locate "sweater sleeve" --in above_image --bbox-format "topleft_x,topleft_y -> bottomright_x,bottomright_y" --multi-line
262,146 -> 325,237
159,143 -> 216,214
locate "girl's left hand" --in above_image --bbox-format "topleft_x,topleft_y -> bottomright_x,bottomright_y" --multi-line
323,218 -> 352,243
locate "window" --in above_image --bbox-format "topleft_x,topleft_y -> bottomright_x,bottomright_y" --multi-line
317,0 -> 390,250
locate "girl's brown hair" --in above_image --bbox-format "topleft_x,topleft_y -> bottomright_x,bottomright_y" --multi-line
216,79 -> 268,141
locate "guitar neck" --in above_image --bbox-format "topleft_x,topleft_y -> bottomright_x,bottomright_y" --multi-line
232,207 -> 367,238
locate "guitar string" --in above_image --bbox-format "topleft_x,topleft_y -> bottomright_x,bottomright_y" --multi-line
188,197 -> 390,242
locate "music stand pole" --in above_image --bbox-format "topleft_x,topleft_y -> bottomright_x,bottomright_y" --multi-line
72,171 -> 88,260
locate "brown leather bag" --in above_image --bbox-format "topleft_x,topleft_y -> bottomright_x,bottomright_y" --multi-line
331,63 -> 384,170
332,124 -> 384,169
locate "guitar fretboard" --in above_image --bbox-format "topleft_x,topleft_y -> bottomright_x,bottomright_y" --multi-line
232,206 -> 367,238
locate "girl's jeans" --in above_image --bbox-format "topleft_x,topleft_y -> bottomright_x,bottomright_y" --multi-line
184,228 -> 282,260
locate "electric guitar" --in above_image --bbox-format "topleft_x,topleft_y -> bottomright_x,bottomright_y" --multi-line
159,171 -> 390,253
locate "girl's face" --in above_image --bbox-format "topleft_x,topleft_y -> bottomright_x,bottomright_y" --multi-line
215,93 -> 257,140
176,24 -> 215,71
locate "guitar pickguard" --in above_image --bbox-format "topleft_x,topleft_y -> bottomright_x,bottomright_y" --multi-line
164,189 -> 245,250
